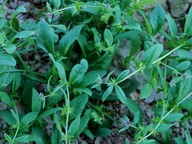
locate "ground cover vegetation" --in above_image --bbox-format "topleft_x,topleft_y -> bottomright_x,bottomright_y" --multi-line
0,0 -> 192,143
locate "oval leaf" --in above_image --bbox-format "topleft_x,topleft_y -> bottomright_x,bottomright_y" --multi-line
150,5 -> 165,34
176,61 -> 190,71
0,91 -> 12,106
116,70 -> 130,83
0,53 -> 16,66
102,86 -> 113,102
69,59 -> 88,84
14,31 -> 35,39
115,85 -> 127,104
140,83 -> 153,99
59,25 -> 83,54
104,29 -> 113,46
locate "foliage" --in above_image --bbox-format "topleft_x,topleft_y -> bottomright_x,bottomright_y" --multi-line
0,0 -> 192,144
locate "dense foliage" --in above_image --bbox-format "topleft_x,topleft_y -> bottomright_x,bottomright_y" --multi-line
0,0 -> 192,143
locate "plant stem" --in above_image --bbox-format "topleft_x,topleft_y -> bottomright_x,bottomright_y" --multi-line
52,6 -> 74,14
117,44 -> 184,85
117,67 -> 144,84
160,62 -> 182,76
137,92 -> 192,144
11,105 -> 20,144
152,44 -> 184,65
60,85 -> 70,144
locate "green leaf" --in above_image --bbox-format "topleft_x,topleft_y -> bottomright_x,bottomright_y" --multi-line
51,24 -> 66,32
36,38 -> 49,53
32,88 -> 41,113
116,30 -> 140,40
15,6 -> 26,13
123,23 -> 141,31
49,53 -> 66,82
125,97 -> 143,125
0,18 -> 7,29
38,19 -> 55,53
70,94 -> 89,119
5,44 -> 16,54
76,115 -> 90,137
139,10 -> 152,34
102,86 -> 113,102
0,71 -> 15,88
174,137 -> 186,144
177,78 -> 191,103
176,61 -> 190,71
94,128 -> 112,138
58,25 -> 83,54
140,83 -> 153,99
185,130 -> 192,144
21,112 -> 38,124
69,59 -> 88,84
4,133 -> 13,143
165,14 -> 178,37
10,109 -> 19,123
38,107 -> 62,120
12,72 -> 21,91
52,0 -> 61,9
184,7 -> 192,35
84,129 -> 94,140
93,51 -> 115,70
150,5 -> 165,34
15,135 -> 29,143
116,70 -> 130,83
0,65 -> 7,74
144,44 -> 163,67
68,115 -> 81,136
10,17 -> 19,31
115,85 -> 127,104
81,2 -> 99,14
0,91 -> 12,106
46,2 -> 52,12
165,113 -> 183,123
104,29 -> 113,46
73,88 -> 92,96
156,124 -> 173,132
81,70 -> 106,87
32,127 -> 50,144
14,31 -> 35,39
0,111 -> 16,126
51,126 -> 61,144
0,53 -> 16,66
140,139 -> 157,144
125,34 -> 142,65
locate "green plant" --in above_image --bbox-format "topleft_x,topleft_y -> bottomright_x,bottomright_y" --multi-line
0,0 -> 192,144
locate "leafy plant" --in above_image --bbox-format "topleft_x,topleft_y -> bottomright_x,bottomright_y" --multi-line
0,0 -> 192,144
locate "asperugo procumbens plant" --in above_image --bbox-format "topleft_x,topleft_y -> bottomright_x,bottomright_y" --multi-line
0,0 -> 192,144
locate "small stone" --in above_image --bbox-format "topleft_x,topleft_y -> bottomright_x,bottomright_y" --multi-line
94,137 -> 101,144
33,0 -> 41,4
168,0 -> 190,18
9,2 -> 17,9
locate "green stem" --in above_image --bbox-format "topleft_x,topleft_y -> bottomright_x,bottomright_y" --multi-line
152,44 -> 184,65
117,67 -> 144,84
137,92 -> 192,144
60,86 -> 70,144
160,62 -> 182,76
52,6 -> 74,14
117,44 -> 184,85
11,105 -> 20,144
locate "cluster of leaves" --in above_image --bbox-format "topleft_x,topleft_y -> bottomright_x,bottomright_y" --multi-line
0,0 -> 192,143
